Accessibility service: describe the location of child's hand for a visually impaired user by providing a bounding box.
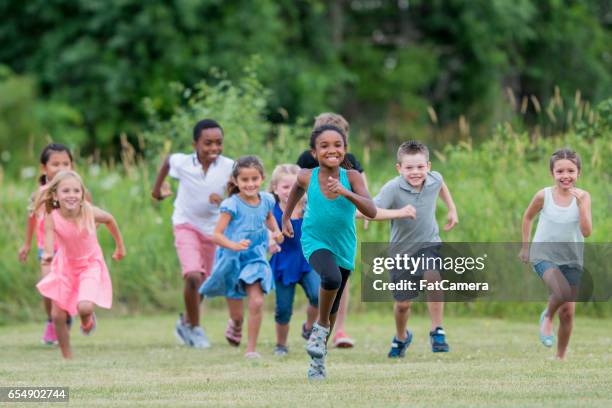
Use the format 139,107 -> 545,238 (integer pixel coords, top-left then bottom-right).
273,231 -> 284,245
41,251 -> 53,265
398,204 -> 417,219
18,244 -> 31,263
327,176 -> 347,196
232,239 -> 251,251
444,209 -> 458,231
282,218 -> 294,238
269,242 -> 281,255
518,247 -> 530,263
151,181 -> 172,201
568,188 -> 587,205
112,245 -> 126,261
209,193 -> 223,206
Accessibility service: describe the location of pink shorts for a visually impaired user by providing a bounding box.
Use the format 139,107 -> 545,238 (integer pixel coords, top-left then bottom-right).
173,224 -> 216,278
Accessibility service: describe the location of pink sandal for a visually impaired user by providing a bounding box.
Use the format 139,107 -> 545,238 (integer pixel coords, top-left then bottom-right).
225,319 -> 242,347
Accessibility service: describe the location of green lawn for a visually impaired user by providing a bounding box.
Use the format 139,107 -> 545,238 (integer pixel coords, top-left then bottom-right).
1,310 -> 610,407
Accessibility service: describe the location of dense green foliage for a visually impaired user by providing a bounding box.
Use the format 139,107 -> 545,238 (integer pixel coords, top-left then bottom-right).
1,0 -> 610,157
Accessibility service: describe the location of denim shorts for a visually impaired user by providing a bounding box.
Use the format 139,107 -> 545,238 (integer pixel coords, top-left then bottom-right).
390,245 -> 442,301
532,260 -> 583,287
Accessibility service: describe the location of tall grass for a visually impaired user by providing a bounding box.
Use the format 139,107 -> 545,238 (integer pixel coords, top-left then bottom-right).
2,72 -> 610,324
2,122 -> 609,324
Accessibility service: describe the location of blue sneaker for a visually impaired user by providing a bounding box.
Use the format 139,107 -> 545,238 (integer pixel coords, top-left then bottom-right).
387,330 -> 413,358
539,309 -> 554,348
430,327 -> 449,352
306,323 -> 329,359
307,354 -> 326,380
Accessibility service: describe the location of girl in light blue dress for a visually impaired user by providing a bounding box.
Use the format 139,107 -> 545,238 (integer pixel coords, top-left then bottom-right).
200,156 -> 283,358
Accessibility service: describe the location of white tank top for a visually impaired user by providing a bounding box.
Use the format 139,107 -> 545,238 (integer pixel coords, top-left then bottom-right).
530,187 -> 583,265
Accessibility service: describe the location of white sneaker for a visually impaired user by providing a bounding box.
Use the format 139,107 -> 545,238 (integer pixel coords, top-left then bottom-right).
189,325 -> 211,349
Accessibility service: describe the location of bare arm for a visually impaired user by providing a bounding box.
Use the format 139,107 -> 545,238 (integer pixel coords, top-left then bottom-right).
356,206 -> 416,221
94,207 -> 126,260
151,156 -> 171,200
282,169 -> 310,238
213,212 -> 250,251
41,215 -> 55,265
329,170 -> 376,218
438,182 -> 459,231
18,213 -> 37,263
570,188 -> 592,237
265,211 -> 284,244
518,190 -> 544,262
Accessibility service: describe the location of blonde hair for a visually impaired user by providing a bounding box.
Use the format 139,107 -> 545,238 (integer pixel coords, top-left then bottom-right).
33,170 -> 95,232
268,164 -> 304,205
313,112 -> 350,137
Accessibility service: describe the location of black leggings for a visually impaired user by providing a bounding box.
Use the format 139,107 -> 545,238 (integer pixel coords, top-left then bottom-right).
309,249 -> 351,315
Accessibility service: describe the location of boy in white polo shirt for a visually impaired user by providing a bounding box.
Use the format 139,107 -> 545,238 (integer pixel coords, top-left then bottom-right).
152,119 -> 234,348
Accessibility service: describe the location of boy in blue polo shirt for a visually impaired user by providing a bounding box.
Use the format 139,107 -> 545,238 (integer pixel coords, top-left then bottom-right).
361,140 -> 458,357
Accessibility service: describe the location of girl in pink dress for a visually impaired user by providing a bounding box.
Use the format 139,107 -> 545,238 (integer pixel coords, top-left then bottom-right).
34,170 -> 126,359
18,144 -> 74,345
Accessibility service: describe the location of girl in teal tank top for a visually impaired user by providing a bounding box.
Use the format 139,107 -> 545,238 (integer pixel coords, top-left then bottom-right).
282,124 -> 377,379
301,166 -> 356,270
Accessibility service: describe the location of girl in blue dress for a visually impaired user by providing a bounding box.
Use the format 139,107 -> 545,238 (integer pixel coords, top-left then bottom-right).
268,164 -> 320,356
200,156 -> 283,358
282,125 -> 377,379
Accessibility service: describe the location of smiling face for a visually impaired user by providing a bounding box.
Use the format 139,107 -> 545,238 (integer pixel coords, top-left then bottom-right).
43,151 -> 73,182
193,127 -> 223,164
396,153 -> 431,188
53,176 -> 84,212
235,166 -> 264,199
551,158 -> 579,190
312,130 -> 346,168
273,174 -> 296,205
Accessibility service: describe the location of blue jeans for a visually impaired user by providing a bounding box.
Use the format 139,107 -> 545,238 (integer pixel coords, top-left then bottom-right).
274,270 -> 320,325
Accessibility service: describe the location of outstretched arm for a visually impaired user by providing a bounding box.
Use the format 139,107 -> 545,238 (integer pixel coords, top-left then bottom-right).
518,190 -> 544,262
94,207 -> 126,260
439,182 -> 458,231
151,156 -> 172,200
356,205 -> 416,221
328,170 -> 376,218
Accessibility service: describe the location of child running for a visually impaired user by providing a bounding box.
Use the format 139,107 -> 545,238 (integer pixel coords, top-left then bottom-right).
519,148 -> 591,360
296,112 -> 365,348
268,164 -> 319,356
34,170 -> 125,359
283,125 -> 376,380
152,119 -> 233,348
200,156 -> 283,358
359,141 -> 458,358
18,144 -> 74,345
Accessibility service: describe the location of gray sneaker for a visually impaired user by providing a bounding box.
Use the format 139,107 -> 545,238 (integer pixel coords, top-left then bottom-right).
189,325 -> 211,349
306,323 -> 329,359
273,344 -> 289,356
174,313 -> 192,346
307,354 -> 326,380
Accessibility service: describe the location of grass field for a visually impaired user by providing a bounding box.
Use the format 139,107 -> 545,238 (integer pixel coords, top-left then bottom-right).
1,310 -> 610,407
